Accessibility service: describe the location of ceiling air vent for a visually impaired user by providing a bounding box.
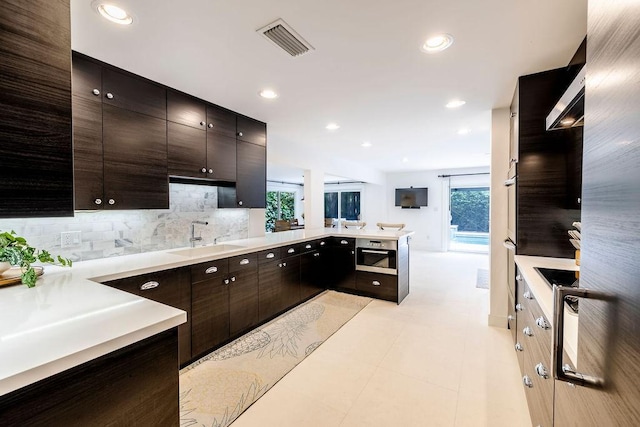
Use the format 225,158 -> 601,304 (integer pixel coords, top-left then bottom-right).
257,19 -> 315,57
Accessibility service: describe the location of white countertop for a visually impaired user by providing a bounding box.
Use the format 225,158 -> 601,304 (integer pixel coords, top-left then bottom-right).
0,227 -> 411,396
514,255 -> 579,365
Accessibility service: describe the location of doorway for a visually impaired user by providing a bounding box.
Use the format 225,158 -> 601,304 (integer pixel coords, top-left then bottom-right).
449,186 -> 490,253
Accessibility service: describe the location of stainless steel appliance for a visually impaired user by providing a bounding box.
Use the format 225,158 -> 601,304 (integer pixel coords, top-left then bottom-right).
356,238 -> 397,275
505,163 -> 516,244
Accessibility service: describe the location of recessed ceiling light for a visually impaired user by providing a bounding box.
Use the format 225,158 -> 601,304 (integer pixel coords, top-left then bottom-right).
361,141 -> 372,148
421,34 -> 454,53
96,3 -> 133,25
259,89 -> 278,99
560,118 -> 575,126
446,99 -> 466,109
326,123 -> 340,130
458,128 -> 470,135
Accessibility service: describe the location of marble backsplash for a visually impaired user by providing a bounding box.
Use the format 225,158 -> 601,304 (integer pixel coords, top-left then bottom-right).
0,184 -> 249,262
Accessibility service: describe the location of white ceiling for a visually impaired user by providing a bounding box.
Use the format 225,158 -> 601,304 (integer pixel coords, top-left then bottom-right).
70,0 -> 587,183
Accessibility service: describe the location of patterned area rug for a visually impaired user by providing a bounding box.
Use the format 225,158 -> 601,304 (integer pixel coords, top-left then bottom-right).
179,291 -> 372,427
476,268 -> 489,289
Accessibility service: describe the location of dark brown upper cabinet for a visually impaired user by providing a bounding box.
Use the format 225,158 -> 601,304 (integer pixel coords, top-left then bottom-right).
236,141 -> 267,208
72,52 -> 169,210
237,116 -> 267,146
167,92 -> 236,182
0,0 -> 73,218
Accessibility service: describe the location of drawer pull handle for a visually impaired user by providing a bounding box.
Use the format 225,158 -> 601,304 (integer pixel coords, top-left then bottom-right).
231,276 -> 236,282
305,244 -> 312,249
515,342 -> 524,352
314,252 -> 320,257
278,263 -> 283,268
239,258 -> 250,265
516,274 -> 522,281
266,252 -> 275,259
535,316 -> 550,330
205,266 -> 218,274
340,240 -> 348,245
522,375 -> 533,388
523,290 -> 533,300
535,363 -> 549,379
224,278 -> 230,285
523,326 -> 533,337
140,281 -> 159,291
372,280 -> 381,286
288,248 -> 295,254
320,241 -> 326,246
515,303 -> 523,312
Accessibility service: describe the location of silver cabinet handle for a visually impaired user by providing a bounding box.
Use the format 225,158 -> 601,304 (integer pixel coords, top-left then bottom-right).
287,248 -> 295,254
523,326 -> 533,337
208,168 -> 213,174
106,92 -> 114,99
239,258 -> 249,265
523,290 -> 533,300
535,363 -> 549,379
224,278 -> 230,285
535,316 -> 550,330
522,375 -> 533,388
205,266 -> 218,274
94,198 -> 102,205
200,121 -> 206,126
320,241 -> 326,246
340,240 -> 348,245
504,177 -> 516,187
305,244 -> 312,249
201,167 -> 207,173
553,285 -> 610,388
238,201 -> 243,206
266,252 -> 275,259
208,123 -> 214,128
283,262 -> 287,267
516,274 -> 522,281
515,342 -> 524,352
314,252 -> 320,257
510,112 -> 517,118
140,281 -> 159,291
361,249 -> 389,255
503,239 -> 516,250
108,199 -> 115,205
372,280 -> 381,286
237,131 -> 243,137
507,315 -> 514,321
230,276 -> 236,282
515,303 -> 523,312
92,88 -> 100,96
278,263 -> 283,268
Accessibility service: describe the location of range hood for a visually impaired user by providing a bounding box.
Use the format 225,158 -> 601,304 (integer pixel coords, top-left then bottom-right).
546,65 -> 585,131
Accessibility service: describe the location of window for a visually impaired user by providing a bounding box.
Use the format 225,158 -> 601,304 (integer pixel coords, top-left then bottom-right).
266,191 -> 295,232
324,190 -> 361,221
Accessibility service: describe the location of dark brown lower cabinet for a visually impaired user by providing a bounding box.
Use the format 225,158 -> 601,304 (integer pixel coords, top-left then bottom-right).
228,253 -> 259,337
103,268 -> 191,366
330,238 -> 356,290
281,255 -> 301,310
191,259 -> 230,359
518,276 -> 553,427
258,254 -> 283,322
355,271 -> 397,302
0,329 -> 179,426
300,249 -> 326,301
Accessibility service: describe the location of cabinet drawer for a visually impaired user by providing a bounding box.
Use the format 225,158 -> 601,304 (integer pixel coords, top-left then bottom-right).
191,259 -> 229,283
332,237 -> 355,248
228,253 -> 258,273
105,268 -> 188,309
280,244 -> 300,257
257,248 -> 281,264
356,271 -> 397,300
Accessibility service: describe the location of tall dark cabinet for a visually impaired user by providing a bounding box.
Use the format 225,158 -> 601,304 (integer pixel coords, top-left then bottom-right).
511,67 -> 583,258
0,0 -> 73,218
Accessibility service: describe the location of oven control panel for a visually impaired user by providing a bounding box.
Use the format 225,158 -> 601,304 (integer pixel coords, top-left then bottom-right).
356,239 -> 397,250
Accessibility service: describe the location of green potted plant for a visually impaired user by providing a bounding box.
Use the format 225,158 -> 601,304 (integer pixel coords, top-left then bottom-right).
0,230 -> 72,287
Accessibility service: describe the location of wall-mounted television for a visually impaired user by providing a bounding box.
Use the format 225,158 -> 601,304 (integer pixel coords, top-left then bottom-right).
395,187 -> 428,208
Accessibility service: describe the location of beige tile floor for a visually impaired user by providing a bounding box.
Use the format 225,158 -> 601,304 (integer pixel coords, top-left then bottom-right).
232,250 -> 532,427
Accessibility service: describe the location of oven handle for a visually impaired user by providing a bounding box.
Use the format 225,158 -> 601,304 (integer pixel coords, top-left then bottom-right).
360,249 -> 391,255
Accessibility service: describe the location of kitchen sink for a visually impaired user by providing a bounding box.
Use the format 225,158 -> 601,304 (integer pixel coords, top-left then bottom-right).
168,244 -> 245,257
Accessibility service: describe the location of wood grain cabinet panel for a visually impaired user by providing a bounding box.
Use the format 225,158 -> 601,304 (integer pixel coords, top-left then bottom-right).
236,141 -> 266,208
167,90 -> 207,129
237,115 -> 266,146
206,132 -> 237,182
207,105 -> 237,138
300,249 -> 326,301
167,121 -> 208,179
102,68 -> 166,119
228,253 -> 259,337
0,0 -> 73,218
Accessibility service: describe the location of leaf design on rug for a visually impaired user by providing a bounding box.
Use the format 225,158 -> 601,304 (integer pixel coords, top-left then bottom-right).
258,303 -> 325,359
179,389 -> 198,427
208,329 -> 271,361
305,341 -> 323,356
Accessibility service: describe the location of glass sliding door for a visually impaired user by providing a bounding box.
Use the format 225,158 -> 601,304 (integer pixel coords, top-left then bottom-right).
449,186 -> 490,252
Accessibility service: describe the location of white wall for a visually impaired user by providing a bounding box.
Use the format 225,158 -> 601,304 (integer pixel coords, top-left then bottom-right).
488,108 -> 511,327
384,167 -> 490,250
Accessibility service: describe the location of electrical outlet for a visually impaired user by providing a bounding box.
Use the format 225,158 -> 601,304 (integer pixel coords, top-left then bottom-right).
61,231 -> 82,248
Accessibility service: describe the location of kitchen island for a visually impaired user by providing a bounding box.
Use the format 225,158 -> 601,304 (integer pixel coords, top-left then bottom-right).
0,227 -> 412,424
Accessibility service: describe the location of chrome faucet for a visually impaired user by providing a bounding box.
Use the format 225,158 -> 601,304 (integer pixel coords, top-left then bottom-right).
190,221 -> 208,247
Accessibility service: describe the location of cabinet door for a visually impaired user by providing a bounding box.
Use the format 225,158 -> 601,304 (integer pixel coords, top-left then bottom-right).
102,104 -> 169,209
206,133 -> 237,181
281,255 -> 301,310
236,141 -> 266,208
300,250 -> 325,301
331,238 -> 356,290
191,277 -> 230,358
104,268 -> 191,366
102,68 -> 166,119
237,116 -> 266,146
258,258 -> 282,322
72,94 -> 104,209
0,0 -> 73,218
229,268 -> 259,337
167,121 -> 207,179
206,105 -> 236,138
167,90 -> 206,129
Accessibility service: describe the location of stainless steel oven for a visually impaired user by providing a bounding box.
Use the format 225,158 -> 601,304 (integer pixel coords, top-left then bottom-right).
356,239 -> 397,275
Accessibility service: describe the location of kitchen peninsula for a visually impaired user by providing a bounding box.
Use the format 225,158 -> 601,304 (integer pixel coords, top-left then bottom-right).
0,227 -> 412,425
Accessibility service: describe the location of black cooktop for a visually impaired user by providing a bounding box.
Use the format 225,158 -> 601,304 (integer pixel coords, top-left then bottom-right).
534,267 -> 579,313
